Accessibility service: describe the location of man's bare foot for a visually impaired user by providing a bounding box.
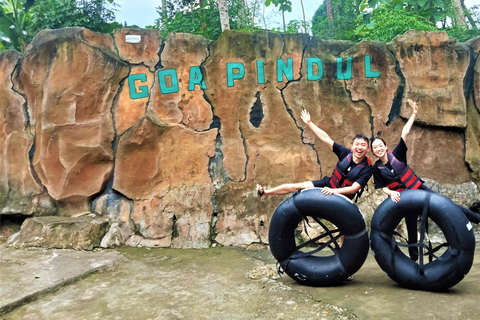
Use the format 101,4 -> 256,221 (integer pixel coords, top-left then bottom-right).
256,184 -> 265,197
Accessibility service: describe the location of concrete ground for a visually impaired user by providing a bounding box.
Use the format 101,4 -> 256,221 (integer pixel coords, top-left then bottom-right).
0,244 -> 479,320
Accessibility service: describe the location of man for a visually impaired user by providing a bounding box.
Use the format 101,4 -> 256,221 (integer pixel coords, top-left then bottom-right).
257,109 -> 372,201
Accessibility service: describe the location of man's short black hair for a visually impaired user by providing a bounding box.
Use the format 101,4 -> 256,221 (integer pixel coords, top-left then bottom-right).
352,134 -> 369,144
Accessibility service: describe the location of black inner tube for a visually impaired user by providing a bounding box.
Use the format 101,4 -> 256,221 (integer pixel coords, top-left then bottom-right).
269,188 -> 370,286
370,190 -> 475,291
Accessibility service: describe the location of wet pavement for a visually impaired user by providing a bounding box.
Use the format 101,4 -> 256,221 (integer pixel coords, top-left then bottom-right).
0,244 -> 479,320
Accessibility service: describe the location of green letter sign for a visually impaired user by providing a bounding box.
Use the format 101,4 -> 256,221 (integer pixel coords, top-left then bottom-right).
307,58 -> 323,81
158,69 -> 179,94
277,58 -> 293,82
128,73 -> 149,99
227,62 -> 245,87
189,66 -> 207,91
336,57 -> 352,80
364,55 -> 380,78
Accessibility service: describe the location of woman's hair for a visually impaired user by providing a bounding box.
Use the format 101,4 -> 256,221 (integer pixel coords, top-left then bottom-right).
370,137 -> 386,149
370,131 -> 386,149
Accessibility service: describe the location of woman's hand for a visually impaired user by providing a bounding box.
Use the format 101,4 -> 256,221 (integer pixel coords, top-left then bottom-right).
390,191 -> 401,203
407,99 -> 418,114
402,99 -> 418,140
301,109 -> 311,125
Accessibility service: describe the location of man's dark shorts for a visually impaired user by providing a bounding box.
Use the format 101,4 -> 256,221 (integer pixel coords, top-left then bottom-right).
312,176 -> 331,188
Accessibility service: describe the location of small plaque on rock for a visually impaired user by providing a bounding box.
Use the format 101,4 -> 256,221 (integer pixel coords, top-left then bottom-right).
126,35 -> 141,43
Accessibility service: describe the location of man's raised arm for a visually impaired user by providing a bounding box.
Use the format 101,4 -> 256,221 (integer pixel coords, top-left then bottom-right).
301,109 -> 334,150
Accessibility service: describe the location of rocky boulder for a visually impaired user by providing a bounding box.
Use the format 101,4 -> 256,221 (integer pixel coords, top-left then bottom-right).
466,36 -> 479,113
7,215 -> 109,250
114,28 -> 162,71
115,65 -> 154,135
378,116 -> 471,185
113,118 -> 217,248
466,90 -> 480,187
147,33 -> 213,131
0,50 -> 55,216
392,30 -> 470,128
12,28 -> 129,215
204,31 -> 320,245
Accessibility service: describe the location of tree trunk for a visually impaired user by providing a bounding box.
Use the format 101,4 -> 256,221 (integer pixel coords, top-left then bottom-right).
452,0 -> 466,26
252,0 -> 257,25
326,0 -> 333,21
263,2 -> 267,29
282,10 -> 286,31
238,0 -> 246,28
162,0 -> 166,10
299,0 -> 307,33
200,0 -> 206,35
218,0 -> 230,31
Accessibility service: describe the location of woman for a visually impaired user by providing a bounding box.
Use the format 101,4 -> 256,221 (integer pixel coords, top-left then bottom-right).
371,99 -> 480,260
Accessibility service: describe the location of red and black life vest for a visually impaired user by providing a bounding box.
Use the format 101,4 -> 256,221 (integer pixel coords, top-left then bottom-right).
329,152 -> 372,200
377,152 -> 422,192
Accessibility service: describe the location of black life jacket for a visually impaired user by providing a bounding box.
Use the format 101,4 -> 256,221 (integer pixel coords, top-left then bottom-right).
329,152 -> 372,200
376,152 -> 422,192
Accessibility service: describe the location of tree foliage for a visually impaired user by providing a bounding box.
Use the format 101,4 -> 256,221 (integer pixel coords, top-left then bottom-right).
312,0 -> 360,40
265,0 -> 292,13
25,0 -> 121,42
352,0 -> 438,42
312,0 -> 480,42
155,0 -> 257,40
0,0 -> 30,51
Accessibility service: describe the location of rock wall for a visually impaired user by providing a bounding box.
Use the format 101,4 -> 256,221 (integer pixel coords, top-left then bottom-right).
1,28 -> 479,248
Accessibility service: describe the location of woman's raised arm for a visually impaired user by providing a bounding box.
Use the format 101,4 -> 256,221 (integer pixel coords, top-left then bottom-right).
401,99 -> 418,141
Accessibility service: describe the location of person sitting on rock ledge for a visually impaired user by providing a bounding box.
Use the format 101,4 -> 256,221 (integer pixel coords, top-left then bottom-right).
257,109 -> 373,202
370,99 -> 480,261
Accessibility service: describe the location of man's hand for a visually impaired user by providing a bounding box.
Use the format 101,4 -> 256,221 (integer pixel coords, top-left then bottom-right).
321,187 -> 336,195
390,191 -> 401,203
301,109 -> 311,125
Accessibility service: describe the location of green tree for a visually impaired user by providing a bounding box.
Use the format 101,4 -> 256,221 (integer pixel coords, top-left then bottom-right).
265,0 -> 292,31
352,1 -> 437,42
25,0 -> 121,42
155,0 -> 256,40
0,0 -> 30,51
353,0 -> 480,42
311,0 -> 360,40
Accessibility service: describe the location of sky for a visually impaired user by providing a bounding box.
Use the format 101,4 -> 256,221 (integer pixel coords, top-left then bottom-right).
115,0 -> 479,29
114,0 -> 324,29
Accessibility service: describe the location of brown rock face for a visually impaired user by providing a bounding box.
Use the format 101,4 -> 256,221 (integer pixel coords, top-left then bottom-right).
116,65 -> 154,135
283,37 -> 372,175
379,117 -> 471,184
203,31 -> 320,245
113,118 -> 217,247
345,41 -> 400,131
0,50 -> 55,216
148,33 -> 213,131
114,28 -> 162,71
13,28 -> 129,213
466,95 -> 480,186
468,37 -> 480,114
7,215 -> 109,250
393,30 -> 470,128
2,28 -> 479,248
